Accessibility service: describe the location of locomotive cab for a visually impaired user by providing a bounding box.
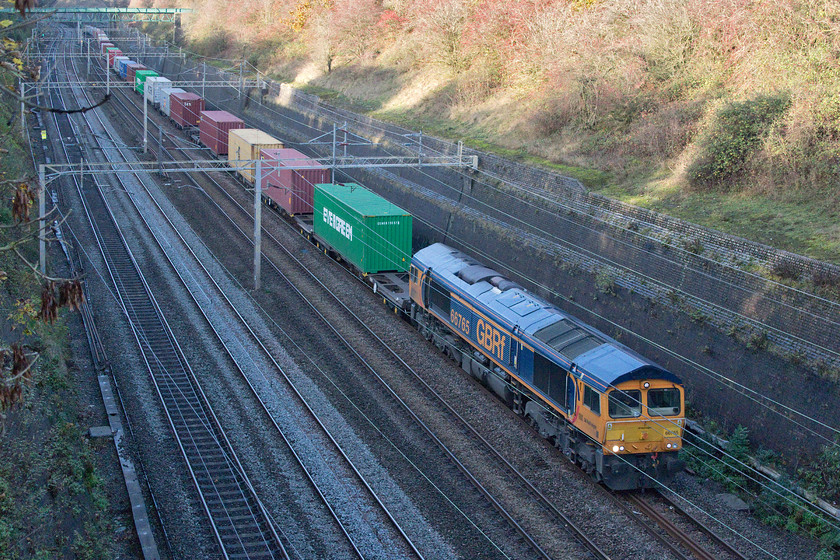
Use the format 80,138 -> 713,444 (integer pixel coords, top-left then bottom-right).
604,381 -> 684,456
596,380 -> 685,489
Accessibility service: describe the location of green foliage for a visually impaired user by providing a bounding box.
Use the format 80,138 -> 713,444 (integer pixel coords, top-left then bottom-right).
688,93 -> 791,190
685,422 -> 840,558
595,268 -> 617,296
798,437 -> 840,503
747,330 -> 769,351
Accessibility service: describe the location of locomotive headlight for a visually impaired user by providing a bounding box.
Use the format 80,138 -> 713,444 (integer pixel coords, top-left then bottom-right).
612,445 -> 620,453
619,446 -> 625,451
643,382 -> 650,388
666,443 -> 672,448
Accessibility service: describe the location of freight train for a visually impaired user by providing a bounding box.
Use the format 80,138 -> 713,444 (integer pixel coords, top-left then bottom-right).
84,26 -> 686,490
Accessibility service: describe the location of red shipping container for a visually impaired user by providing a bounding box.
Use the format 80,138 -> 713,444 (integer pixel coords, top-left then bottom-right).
100,42 -> 114,55
126,63 -> 146,84
259,148 -> 329,215
170,93 -> 205,128
107,49 -> 122,65
199,110 -> 245,156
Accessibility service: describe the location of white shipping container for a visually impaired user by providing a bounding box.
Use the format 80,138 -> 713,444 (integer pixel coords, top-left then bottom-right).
144,76 -> 172,106
113,55 -> 129,71
160,87 -> 186,117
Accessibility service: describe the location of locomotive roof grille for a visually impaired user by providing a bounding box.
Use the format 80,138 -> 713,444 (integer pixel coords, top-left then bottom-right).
456,265 -> 499,285
535,319 -> 604,360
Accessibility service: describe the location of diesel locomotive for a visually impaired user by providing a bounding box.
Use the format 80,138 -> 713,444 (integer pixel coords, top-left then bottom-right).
409,243 -> 684,490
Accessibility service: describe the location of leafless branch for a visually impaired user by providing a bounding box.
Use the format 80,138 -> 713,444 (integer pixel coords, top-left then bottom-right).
0,205 -> 60,230
12,247 -> 75,282
0,176 -> 36,188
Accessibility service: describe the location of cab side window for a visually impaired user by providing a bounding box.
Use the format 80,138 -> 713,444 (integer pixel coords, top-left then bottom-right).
583,385 -> 600,415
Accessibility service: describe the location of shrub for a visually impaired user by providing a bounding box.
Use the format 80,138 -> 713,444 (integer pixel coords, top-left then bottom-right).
688,93 -> 791,190
771,259 -> 800,281
798,437 -> 840,503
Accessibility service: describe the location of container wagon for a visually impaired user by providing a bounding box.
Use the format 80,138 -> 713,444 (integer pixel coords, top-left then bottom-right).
160,87 -> 185,118
99,42 -> 114,56
313,182 -> 412,275
117,59 -> 135,79
144,76 -> 172,107
259,148 -> 328,215
105,47 -> 121,67
134,70 -> 158,95
169,93 -> 204,128
199,111 -> 245,156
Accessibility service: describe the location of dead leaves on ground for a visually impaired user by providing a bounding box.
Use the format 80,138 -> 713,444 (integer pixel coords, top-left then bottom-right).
12,183 -> 33,224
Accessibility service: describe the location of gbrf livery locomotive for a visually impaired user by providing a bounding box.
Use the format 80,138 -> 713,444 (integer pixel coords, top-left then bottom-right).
409,243 -> 684,490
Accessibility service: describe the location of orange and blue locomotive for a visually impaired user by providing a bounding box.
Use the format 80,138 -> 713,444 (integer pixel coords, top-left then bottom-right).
409,243 -> 685,490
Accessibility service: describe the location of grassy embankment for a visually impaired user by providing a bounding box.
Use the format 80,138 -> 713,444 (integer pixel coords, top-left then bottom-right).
168,0 -> 840,267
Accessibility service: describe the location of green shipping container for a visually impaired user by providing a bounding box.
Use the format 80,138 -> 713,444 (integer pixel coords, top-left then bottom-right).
134,70 -> 159,94
314,183 -> 412,274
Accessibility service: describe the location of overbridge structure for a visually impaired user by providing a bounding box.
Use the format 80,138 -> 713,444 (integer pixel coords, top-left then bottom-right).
0,7 -> 191,24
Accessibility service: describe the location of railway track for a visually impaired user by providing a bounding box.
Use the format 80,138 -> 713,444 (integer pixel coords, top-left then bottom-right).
42,29 -> 288,560
84,29 -> 620,560
608,490 -> 750,560
64,31 -> 435,560
77,54 -> 574,560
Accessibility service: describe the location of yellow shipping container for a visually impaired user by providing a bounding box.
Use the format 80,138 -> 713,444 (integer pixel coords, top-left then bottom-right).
227,129 -> 284,183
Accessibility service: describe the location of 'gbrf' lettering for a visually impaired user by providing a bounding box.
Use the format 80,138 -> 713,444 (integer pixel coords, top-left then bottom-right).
475,318 -> 506,361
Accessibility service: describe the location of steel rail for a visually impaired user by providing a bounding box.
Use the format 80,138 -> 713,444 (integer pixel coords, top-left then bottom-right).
48,32 -> 288,560
29,39 -> 177,557
624,493 -> 715,560
656,491 -> 750,560
97,45 -> 613,560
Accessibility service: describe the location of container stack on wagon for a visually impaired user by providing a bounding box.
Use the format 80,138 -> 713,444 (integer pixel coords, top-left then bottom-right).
144,76 -> 172,107
134,70 -> 158,95
113,55 -> 128,72
199,111 -> 245,156
126,63 -> 146,83
313,182 -> 412,274
117,59 -> 133,79
169,93 -> 204,128
160,87 -> 186,118
104,47 -> 121,67
228,129 -> 284,183
259,148 -> 329,215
